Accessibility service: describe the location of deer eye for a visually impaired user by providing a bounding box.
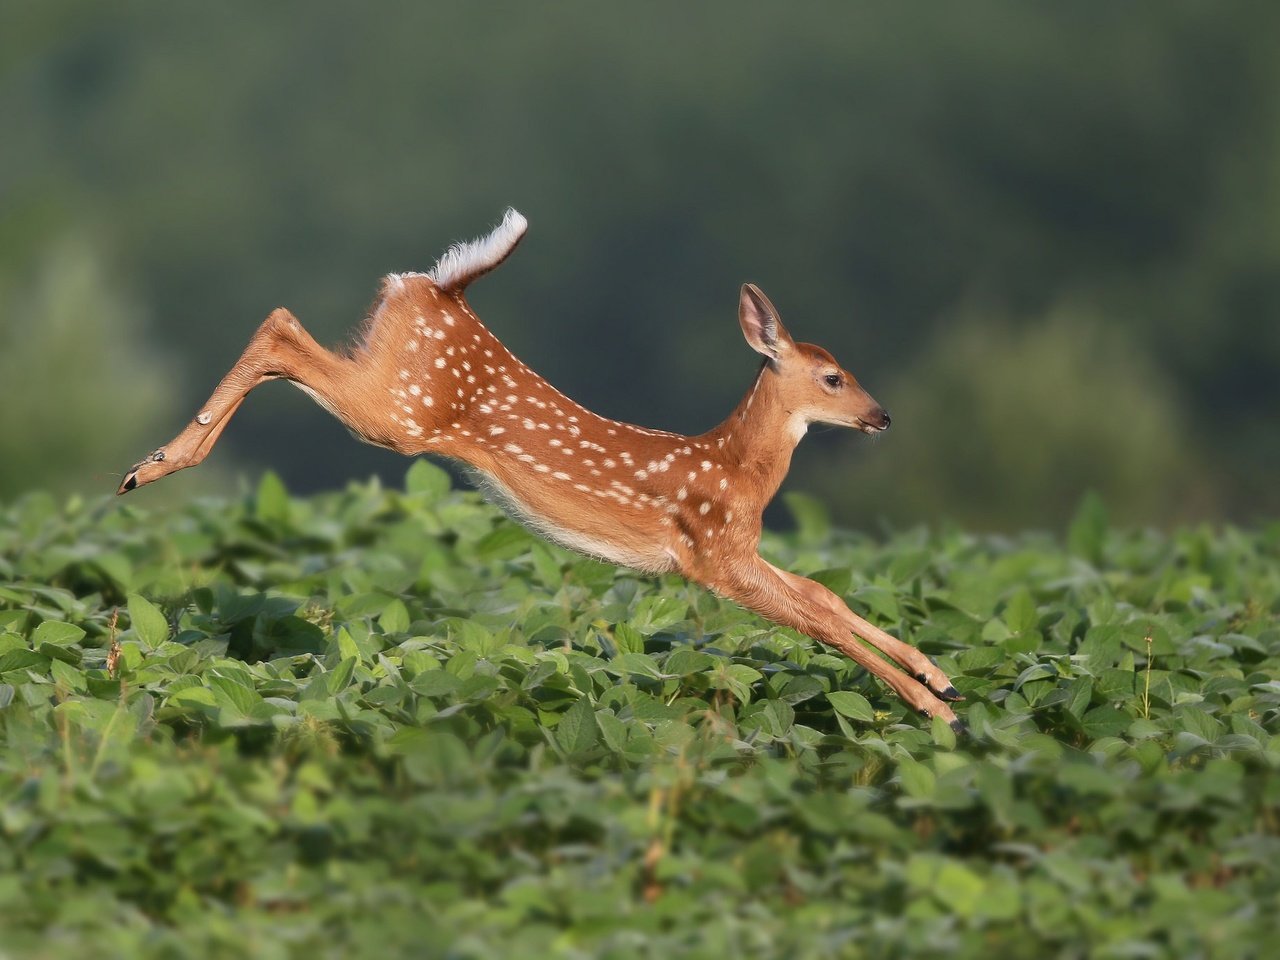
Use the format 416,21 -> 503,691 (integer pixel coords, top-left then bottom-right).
823,373 -> 843,388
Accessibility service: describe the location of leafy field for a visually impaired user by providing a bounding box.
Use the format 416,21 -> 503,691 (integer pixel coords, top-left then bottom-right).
1,463 -> 1278,959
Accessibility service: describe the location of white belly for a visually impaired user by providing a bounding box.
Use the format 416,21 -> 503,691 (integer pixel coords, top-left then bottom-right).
468,468 -> 677,575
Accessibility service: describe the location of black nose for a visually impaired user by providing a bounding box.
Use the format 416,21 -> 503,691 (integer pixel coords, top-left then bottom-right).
878,408 -> 891,429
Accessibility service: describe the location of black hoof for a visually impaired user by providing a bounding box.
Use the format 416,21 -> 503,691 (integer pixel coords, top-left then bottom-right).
949,717 -> 969,736
120,474 -> 138,493
916,671 -> 964,702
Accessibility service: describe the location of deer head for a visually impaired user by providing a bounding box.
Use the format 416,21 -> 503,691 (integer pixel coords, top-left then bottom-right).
738,282 -> 890,439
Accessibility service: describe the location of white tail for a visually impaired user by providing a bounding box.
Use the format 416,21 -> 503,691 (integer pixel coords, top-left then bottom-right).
425,207 -> 527,291
119,211 -> 964,730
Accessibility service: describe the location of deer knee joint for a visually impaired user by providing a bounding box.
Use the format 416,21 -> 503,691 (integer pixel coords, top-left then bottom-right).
258,308 -> 304,345
266,307 -> 297,328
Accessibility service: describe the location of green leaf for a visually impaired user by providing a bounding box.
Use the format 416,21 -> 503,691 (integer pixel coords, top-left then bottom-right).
931,713 -> 957,749
712,662 -> 763,703
255,469 -> 290,522
1067,491 -> 1108,564
612,621 -> 645,656
608,652 -> 663,679
210,675 -> 262,716
326,657 -> 358,695
1177,705 -> 1223,743
556,698 -> 598,756
897,757 -> 936,799
474,523 -> 535,561
50,658 -> 84,691
664,648 -> 715,676
773,672 -> 825,705
38,640 -> 82,665
127,594 -> 169,649
977,874 -> 1023,922
1058,762 -> 1120,797
1081,705 -> 1131,740
982,618 -> 1013,643
0,649 -> 47,673
405,459 -> 451,501
1003,589 -> 1038,633
379,599 -> 410,635
629,596 -> 687,635
166,686 -> 217,709
596,711 -> 628,754
853,585 -> 899,621
336,627 -> 364,663
936,861 -> 987,918
31,620 -> 86,646
809,567 -> 852,595
412,670 -> 461,698
827,690 -> 875,723
727,664 -> 763,688
529,543 -> 564,589
762,699 -> 795,737
1064,676 -> 1093,721
782,491 -> 830,543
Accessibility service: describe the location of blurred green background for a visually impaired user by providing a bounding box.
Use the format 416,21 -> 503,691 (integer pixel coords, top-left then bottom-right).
4,1 -> 1276,531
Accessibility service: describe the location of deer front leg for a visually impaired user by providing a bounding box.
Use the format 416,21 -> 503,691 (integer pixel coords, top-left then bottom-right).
762,560 -> 962,703
707,556 -> 963,732
117,308 -> 353,493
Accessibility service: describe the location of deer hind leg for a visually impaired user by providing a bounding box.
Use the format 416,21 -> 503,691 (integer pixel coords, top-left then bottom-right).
708,557 -> 963,731
118,308 -> 362,494
763,561 -> 962,703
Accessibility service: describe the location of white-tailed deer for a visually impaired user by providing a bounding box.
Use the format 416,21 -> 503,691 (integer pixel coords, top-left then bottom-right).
118,209 -> 964,730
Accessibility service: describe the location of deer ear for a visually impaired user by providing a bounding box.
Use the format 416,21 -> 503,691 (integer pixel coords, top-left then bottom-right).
738,283 -> 794,361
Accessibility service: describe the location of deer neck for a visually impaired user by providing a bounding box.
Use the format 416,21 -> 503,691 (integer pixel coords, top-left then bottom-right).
708,364 -> 803,504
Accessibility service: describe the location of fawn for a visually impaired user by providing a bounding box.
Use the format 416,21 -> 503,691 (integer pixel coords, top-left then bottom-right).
118,210 -> 964,730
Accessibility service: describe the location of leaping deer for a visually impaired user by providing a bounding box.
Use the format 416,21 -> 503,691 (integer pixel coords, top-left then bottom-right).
118,210 -> 964,731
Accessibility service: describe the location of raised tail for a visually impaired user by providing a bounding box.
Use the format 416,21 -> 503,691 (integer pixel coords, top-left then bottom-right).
427,207 -> 528,292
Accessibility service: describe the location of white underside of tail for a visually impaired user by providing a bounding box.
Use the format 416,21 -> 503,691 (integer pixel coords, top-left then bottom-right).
427,208 -> 528,291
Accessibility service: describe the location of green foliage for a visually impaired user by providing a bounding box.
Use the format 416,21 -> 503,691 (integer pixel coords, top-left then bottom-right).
1,471 -> 1278,958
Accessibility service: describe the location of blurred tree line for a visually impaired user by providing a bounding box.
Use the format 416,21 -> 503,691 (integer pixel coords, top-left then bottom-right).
3,0 -> 1276,530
